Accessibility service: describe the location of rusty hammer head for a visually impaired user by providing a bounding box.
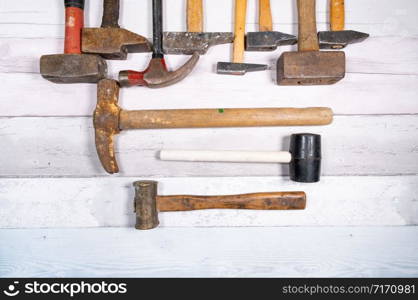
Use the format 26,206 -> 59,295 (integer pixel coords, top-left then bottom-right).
246,31 -> 297,51
133,181 -> 160,230
164,32 -> 234,55
82,0 -> 152,59
40,0 -> 107,84
318,30 -> 369,49
276,0 -> 345,85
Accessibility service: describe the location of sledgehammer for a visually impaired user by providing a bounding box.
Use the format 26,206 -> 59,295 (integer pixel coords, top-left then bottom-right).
40,0 -> 107,83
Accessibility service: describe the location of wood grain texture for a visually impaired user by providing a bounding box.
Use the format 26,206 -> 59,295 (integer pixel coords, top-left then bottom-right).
259,0 -> 273,32
233,0 -> 247,63
330,0 -> 345,31
297,0 -> 319,51
1,227 -> 417,277
1,116 -> 417,177
0,176 -> 416,228
187,0 -> 203,32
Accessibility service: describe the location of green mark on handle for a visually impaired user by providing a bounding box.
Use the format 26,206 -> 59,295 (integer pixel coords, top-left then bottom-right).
218,109 -> 225,113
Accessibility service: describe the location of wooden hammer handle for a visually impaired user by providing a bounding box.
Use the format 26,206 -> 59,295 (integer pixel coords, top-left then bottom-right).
297,0 -> 319,51
259,0 -> 273,32
187,0 -> 203,32
119,107 -> 333,129
101,0 -> 120,28
233,0 -> 247,63
157,192 -> 306,211
330,0 -> 345,31
64,0 -> 84,54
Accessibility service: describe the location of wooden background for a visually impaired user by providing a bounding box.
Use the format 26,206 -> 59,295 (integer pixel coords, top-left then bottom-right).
0,0 -> 417,277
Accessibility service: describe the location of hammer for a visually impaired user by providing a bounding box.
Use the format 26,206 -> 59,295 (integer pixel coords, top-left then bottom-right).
276,0 -> 345,85
40,0 -> 107,84
246,0 -> 297,51
163,0 -> 234,55
159,133 -> 321,183
318,0 -> 369,49
94,79 -> 333,174
118,0 -> 199,88
217,0 -> 267,75
134,180 -> 306,230
82,0 -> 152,59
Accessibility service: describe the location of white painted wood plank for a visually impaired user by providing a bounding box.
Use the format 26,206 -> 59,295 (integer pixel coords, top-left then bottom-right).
1,72 -> 418,117
1,116 -> 417,177
1,36 -> 417,75
1,227 -> 417,277
0,176 -> 417,228
1,0 -> 417,37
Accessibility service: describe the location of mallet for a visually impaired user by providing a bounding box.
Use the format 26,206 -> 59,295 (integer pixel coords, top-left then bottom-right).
134,180 -> 306,230
40,0 -> 107,83
82,0 -> 152,59
246,0 -> 297,51
118,0 -> 199,88
163,0 -> 234,55
276,0 -> 345,85
217,0 -> 267,75
94,79 -> 333,174
159,133 -> 321,183
318,0 -> 369,49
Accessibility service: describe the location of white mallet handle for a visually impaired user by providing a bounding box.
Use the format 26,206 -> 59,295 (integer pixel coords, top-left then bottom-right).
159,150 -> 292,163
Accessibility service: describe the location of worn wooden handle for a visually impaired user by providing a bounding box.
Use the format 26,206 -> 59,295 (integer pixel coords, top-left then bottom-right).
330,0 -> 344,31
101,0 -> 120,28
119,107 -> 333,129
233,0 -> 247,63
64,0 -> 84,54
187,0 -> 203,32
259,0 -> 273,31
158,192 -> 306,211
297,0 -> 319,51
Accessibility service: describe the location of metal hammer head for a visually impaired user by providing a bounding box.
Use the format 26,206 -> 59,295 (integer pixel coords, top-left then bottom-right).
118,53 -> 199,88
133,180 -> 160,230
276,51 -> 345,85
246,31 -> 297,51
82,28 -> 152,60
163,32 -> 234,55
289,133 -> 321,183
318,30 -> 369,49
216,62 -> 268,76
94,79 -> 121,174
40,54 -> 107,84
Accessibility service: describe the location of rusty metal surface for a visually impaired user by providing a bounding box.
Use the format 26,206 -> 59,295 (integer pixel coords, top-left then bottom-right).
40,54 -> 107,84
216,62 -> 268,76
82,28 -> 151,60
245,31 -> 297,51
118,54 -> 200,88
94,79 -> 121,174
133,181 -> 160,230
276,51 -> 345,85
163,32 -> 234,55
318,30 -> 369,49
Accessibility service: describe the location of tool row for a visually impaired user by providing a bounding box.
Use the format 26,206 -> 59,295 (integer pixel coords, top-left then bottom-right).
40,0 -> 369,87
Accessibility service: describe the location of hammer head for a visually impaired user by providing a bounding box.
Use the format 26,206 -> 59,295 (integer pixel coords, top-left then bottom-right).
40,54 -> 107,84
94,79 -> 121,174
276,51 -> 345,85
119,53 -> 199,88
289,133 -> 321,183
216,62 -> 268,76
245,31 -> 297,51
82,28 -> 152,60
318,30 -> 369,49
163,32 -> 234,55
133,180 -> 160,230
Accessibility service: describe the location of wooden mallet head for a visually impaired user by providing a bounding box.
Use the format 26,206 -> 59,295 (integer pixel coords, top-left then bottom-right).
277,0 -> 345,85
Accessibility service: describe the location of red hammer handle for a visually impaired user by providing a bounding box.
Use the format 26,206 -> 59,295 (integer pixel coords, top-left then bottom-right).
64,0 -> 85,54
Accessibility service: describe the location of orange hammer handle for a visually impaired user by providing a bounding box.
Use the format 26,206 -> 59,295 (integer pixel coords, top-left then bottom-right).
330,0 -> 345,31
64,0 -> 84,54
